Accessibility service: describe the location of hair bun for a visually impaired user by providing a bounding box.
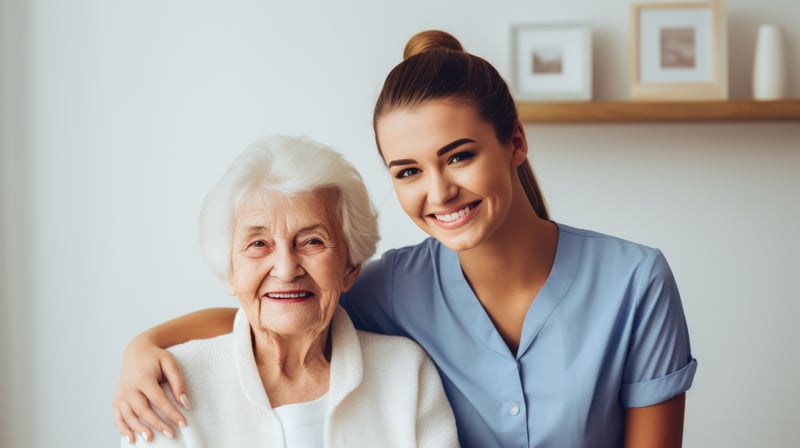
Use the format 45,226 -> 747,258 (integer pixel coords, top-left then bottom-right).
403,30 -> 464,60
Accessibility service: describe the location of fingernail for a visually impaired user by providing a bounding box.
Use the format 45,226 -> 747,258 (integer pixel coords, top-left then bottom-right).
126,435 -> 133,445
179,394 -> 191,409
163,429 -> 174,440
141,432 -> 149,442
179,419 -> 187,427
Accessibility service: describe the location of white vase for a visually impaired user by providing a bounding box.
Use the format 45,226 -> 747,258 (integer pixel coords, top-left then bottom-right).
752,25 -> 786,100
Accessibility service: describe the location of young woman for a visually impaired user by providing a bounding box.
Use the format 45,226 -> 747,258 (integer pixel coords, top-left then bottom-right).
113,30 -> 696,447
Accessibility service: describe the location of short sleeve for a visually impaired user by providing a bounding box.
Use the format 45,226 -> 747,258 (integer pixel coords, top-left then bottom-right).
340,253 -> 401,336
620,250 -> 697,407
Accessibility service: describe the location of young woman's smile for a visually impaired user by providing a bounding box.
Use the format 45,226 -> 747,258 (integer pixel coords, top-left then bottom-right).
428,200 -> 481,229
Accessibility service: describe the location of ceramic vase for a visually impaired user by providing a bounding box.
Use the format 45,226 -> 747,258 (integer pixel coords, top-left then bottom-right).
752,25 -> 786,100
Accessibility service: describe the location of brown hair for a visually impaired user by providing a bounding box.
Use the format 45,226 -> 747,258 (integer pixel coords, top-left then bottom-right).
373,30 -> 549,220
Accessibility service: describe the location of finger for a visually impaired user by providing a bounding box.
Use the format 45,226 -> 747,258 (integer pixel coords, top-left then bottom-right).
127,389 -> 177,441
118,400 -> 154,443
141,378 -> 186,429
160,355 -> 190,411
114,406 -> 135,445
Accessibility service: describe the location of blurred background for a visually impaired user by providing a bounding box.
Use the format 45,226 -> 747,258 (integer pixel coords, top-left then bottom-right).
1,0 -> 798,446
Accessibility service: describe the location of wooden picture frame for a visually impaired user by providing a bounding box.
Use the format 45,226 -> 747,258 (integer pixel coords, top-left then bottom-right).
511,23 -> 593,102
630,0 -> 728,100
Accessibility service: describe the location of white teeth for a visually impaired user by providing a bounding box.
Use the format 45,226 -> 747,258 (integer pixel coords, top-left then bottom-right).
434,205 -> 472,222
267,292 -> 309,299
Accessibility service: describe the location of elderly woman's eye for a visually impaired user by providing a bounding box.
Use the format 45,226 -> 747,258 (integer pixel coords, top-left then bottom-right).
305,238 -> 324,246
249,240 -> 267,248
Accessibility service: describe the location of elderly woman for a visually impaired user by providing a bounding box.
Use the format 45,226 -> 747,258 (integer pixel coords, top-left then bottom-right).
126,135 -> 459,447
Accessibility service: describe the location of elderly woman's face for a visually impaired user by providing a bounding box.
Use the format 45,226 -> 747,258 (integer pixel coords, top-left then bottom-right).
227,188 -> 359,337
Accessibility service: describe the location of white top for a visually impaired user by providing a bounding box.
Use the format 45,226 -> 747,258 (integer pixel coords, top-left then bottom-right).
273,393 -> 329,448
127,305 -> 459,448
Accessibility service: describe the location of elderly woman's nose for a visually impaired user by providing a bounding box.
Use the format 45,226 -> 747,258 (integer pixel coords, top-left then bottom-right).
268,246 -> 304,280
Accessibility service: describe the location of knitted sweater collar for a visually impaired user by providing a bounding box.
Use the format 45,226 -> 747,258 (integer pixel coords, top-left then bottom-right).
232,305 -> 363,411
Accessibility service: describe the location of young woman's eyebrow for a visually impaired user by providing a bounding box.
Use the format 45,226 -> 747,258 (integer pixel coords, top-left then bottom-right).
388,158 -> 415,167
436,138 -> 475,157
387,138 -> 476,167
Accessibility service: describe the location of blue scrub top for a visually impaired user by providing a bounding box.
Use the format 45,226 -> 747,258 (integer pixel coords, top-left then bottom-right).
341,223 -> 697,448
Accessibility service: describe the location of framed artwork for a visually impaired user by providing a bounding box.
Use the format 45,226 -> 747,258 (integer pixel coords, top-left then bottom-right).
630,0 -> 728,100
511,23 -> 592,102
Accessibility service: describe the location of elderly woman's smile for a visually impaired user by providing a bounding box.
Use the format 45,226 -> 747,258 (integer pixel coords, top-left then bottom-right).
227,188 -> 359,339
263,291 -> 313,301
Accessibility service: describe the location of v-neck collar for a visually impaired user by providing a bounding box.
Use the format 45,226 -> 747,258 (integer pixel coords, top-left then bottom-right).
438,222 -> 580,359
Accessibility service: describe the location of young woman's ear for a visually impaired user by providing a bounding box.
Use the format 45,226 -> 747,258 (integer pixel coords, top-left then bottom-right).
509,121 -> 529,167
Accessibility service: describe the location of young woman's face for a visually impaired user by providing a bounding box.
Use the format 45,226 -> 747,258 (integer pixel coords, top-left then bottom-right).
376,100 -> 527,252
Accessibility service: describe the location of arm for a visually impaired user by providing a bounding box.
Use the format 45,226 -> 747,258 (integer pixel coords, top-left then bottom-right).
620,251 -> 695,446
624,393 -> 686,448
113,307 -> 237,444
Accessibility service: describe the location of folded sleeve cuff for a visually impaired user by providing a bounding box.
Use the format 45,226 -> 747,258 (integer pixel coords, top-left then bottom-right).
621,358 -> 698,408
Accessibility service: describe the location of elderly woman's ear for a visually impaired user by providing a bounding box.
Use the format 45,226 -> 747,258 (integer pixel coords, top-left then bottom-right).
226,277 -> 235,297
342,264 -> 362,291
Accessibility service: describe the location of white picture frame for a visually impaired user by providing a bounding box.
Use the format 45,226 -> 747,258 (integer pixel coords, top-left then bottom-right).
630,0 -> 728,100
511,23 -> 593,102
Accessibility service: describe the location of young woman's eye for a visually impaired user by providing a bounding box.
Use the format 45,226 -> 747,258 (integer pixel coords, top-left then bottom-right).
395,167 -> 421,179
448,151 -> 475,164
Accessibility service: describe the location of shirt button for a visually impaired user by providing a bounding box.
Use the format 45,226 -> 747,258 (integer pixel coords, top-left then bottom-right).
509,401 -> 520,415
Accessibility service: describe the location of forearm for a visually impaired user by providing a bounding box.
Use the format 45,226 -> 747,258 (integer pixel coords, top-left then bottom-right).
136,307 -> 238,349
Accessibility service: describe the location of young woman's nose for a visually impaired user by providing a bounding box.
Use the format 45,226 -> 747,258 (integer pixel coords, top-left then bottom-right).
268,245 -> 304,280
427,171 -> 457,205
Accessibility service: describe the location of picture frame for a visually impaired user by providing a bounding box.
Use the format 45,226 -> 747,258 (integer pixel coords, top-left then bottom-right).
511,23 -> 592,102
630,0 -> 728,100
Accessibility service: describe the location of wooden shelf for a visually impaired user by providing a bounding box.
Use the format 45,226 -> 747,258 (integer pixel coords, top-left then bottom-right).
517,98 -> 800,123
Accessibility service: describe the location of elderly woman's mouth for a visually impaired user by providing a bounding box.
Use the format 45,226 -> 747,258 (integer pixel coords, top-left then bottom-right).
263,291 -> 314,301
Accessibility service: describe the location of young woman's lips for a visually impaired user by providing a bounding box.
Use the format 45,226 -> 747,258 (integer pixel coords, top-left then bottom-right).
428,201 -> 480,228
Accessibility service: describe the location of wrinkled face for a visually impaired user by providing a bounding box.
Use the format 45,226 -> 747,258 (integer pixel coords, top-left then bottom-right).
227,189 -> 359,338
376,100 -> 527,252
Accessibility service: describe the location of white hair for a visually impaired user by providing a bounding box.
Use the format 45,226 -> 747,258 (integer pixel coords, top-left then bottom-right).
199,135 -> 380,281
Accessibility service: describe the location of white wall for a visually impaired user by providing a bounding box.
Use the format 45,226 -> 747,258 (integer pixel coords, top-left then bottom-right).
1,0 -> 798,446
1,0 -> 33,446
